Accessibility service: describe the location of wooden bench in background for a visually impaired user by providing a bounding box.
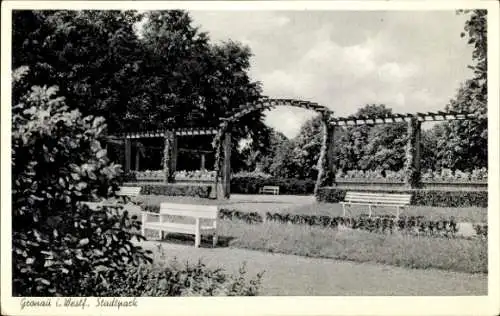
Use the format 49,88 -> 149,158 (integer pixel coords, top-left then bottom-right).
141,203 -> 219,248
116,186 -> 141,203
259,185 -> 280,195
340,191 -> 412,218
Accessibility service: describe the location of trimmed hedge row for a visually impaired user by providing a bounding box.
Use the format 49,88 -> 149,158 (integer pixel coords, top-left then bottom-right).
140,205 -> 486,238
125,183 -> 212,198
231,177 -> 316,195
316,187 -> 488,207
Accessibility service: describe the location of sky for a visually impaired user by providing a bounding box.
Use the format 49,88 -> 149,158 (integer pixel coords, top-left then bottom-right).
188,10 -> 474,138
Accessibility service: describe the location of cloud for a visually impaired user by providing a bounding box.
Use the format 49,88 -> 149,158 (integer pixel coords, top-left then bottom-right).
190,10 -> 474,138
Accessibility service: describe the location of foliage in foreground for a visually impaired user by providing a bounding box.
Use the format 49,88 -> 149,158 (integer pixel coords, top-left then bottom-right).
84,259 -> 263,296
11,80 -> 153,296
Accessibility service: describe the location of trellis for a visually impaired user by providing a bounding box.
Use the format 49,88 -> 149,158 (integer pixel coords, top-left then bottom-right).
112,99 -> 475,199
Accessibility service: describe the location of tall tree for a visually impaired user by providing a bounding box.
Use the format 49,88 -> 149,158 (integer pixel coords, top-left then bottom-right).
437,10 -> 487,170
12,10 -> 144,133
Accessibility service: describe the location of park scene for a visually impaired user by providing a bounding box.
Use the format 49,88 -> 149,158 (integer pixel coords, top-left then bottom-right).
11,8 -> 488,297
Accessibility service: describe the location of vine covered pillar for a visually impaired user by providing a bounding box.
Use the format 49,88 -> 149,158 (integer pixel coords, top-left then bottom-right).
222,132 -> 232,199
162,132 -> 171,183
212,122 -> 231,200
404,117 -> 422,188
170,132 -> 178,181
314,115 -> 336,196
162,131 -> 177,183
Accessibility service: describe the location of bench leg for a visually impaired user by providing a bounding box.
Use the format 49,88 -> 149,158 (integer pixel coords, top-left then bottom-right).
195,218 -> 201,248
158,229 -> 162,241
141,213 -> 146,236
342,204 -> 346,217
195,232 -> 201,248
368,205 -> 372,217
212,233 -> 218,248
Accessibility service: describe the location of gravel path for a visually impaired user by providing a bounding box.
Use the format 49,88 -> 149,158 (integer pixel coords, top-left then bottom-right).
137,240 -> 487,296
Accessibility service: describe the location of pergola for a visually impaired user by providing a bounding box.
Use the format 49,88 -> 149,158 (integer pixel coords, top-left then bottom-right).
111,98 -> 476,199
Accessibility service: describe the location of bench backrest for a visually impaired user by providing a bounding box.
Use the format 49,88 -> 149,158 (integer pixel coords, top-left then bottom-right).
344,191 -> 412,205
263,186 -> 279,190
117,186 -> 141,197
159,203 -> 219,219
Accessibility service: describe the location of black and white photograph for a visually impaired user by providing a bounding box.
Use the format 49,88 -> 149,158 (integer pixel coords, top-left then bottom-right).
1,1 -> 499,315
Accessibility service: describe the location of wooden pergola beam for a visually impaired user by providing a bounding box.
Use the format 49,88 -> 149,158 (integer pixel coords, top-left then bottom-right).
329,111 -> 475,126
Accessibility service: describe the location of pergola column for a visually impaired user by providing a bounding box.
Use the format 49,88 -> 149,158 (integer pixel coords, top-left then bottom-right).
200,153 -> 206,171
124,138 -> 131,173
135,145 -> 140,171
404,117 -> 422,188
170,133 -> 178,181
162,131 -> 178,183
221,132 -> 232,199
314,116 -> 336,195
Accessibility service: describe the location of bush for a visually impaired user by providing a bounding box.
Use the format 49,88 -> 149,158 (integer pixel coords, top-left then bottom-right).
12,81 -> 152,296
316,187 -> 488,207
125,183 -> 212,198
231,177 -> 316,195
82,260 -> 263,296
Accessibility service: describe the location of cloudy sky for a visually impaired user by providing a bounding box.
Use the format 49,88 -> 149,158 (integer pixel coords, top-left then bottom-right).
189,10 -> 474,138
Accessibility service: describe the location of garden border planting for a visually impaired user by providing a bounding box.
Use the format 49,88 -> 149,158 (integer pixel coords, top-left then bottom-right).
125,183 -> 213,198
316,187 -> 487,207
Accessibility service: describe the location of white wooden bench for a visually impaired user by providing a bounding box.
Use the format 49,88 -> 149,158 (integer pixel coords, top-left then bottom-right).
340,191 -> 412,218
141,203 -> 219,248
116,186 -> 141,202
259,186 -> 280,195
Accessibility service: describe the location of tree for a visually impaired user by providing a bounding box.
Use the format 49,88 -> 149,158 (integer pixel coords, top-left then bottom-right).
13,10 -> 271,171
12,10 -> 144,133
336,104 -> 407,172
436,10 -> 487,170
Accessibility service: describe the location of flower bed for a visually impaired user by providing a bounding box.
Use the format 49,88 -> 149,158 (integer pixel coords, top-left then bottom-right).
336,168 -> 488,183
132,170 -> 216,182
125,183 -> 213,198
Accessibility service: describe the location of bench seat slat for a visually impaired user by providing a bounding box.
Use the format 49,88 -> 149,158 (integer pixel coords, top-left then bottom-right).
160,204 -> 219,219
144,222 -> 216,233
343,199 -> 410,204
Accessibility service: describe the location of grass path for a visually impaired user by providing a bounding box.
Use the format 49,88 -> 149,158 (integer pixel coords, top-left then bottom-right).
138,240 -> 487,296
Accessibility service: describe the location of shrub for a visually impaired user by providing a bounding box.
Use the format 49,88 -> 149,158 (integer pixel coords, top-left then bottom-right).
125,183 -> 212,198
82,260 -> 263,296
316,187 -> 487,207
11,81 -> 152,296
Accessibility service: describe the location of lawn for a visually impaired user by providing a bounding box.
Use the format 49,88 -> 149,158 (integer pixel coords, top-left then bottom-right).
216,220 -> 487,274
128,194 -> 488,274
139,241 -> 487,296
134,194 -> 488,222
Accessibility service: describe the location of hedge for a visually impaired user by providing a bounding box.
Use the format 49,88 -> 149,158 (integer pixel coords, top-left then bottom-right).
316,187 -> 488,207
125,183 -> 212,198
231,177 -> 316,195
